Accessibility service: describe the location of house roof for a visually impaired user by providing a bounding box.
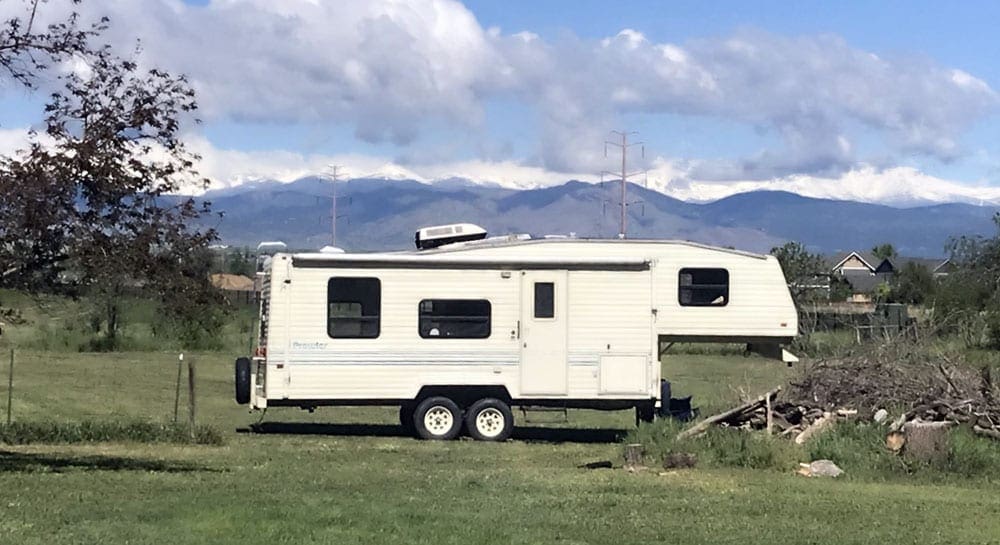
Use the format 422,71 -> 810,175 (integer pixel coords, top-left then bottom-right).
842,271 -> 884,294
829,251 -> 878,272
828,252 -> 950,274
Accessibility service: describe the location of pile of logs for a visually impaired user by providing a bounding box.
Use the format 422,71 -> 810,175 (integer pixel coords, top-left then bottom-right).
674,386 -> 860,444
674,337 -> 1000,445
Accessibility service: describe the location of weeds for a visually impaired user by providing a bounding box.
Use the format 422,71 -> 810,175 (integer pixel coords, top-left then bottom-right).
0,420 -> 224,446
632,419 -> 1000,480
627,419 -> 799,471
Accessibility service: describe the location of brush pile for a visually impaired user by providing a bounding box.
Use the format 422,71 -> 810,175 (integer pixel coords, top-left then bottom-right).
676,335 -> 1000,443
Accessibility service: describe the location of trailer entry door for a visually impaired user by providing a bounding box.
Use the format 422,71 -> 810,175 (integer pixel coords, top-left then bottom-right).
519,271 -> 568,395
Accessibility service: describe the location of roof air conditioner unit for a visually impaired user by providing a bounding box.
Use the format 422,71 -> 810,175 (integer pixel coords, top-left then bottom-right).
415,223 -> 487,250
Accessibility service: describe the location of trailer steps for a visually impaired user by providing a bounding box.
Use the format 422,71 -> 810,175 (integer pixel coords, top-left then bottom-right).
519,406 -> 569,424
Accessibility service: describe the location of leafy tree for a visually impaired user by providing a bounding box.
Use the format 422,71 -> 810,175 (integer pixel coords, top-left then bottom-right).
0,1 -> 223,348
0,0 -> 106,89
871,243 -> 898,261
226,249 -> 254,277
888,262 -> 935,304
934,213 -> 1000,347
828,275 -> 853,303
770,241 -> 826,305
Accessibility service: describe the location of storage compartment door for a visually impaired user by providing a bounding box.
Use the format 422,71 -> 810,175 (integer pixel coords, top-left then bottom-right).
599,355 -> 648,395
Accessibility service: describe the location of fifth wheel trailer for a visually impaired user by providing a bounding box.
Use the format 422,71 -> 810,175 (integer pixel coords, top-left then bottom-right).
235,231 -> 798,441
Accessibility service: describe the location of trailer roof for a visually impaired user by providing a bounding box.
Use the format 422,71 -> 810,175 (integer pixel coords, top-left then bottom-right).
421,236 -> 771,260
291,252 -> 651,271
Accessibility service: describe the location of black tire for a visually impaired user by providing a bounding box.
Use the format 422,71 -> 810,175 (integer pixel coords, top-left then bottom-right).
413,396 -> 462,440
235,357 -> 251,404
399,403 -> 417,437
465,398 -> 514,441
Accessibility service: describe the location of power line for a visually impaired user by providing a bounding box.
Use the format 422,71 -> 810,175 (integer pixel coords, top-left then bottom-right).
602,130 -> 644,239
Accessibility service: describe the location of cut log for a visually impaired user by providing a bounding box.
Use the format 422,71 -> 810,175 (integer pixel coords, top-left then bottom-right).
885,430 -> 906,452
676,387 -> 782,440
973,425 -> 1000,441
794,412 -> 834,445
902,421 -> 955,463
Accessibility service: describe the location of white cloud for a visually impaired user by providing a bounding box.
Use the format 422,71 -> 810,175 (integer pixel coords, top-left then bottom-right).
2,123 -> 996,207
1,1 -> 997,183
180,135 -> 1000,207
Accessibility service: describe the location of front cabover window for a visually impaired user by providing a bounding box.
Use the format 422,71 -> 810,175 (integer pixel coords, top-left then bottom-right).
419,299 -> 491,339
679,268 -> 729,307
328,277 -> 380,338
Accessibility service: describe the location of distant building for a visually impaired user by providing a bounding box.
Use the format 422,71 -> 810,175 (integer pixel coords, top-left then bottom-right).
827,251 -> 950,303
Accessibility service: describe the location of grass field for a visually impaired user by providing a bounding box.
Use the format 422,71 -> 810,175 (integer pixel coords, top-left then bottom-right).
1,349 -> 999,544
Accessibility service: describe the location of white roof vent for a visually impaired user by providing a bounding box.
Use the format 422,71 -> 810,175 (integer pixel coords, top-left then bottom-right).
319,246 -> 345,254
415,223 -> 487,250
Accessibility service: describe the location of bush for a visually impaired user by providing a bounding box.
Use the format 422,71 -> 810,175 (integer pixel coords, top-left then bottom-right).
0,419 -> 224,446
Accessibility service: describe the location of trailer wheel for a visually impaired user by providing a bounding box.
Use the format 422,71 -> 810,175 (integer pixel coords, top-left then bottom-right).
414,396 -> 462,440
465,398 -> 513,441
235,357 -> 251,405
399,403 -> 417,437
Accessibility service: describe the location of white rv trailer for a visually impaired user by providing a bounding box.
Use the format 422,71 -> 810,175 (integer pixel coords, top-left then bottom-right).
235,230 -> 798,441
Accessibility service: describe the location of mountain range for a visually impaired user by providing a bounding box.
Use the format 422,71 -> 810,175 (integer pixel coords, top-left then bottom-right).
193,176 -> 999,256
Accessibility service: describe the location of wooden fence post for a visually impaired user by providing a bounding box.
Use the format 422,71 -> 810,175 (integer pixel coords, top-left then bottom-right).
6,348 -> 13,426
187,355 -> 196,438
173,353 -> 183,424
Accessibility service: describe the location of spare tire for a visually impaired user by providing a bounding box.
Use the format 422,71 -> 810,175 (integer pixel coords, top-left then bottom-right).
235,357 -> 251,404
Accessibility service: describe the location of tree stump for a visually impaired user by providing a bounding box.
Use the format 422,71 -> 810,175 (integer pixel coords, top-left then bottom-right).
624,443 -> 644,468
901,421 -> 954,463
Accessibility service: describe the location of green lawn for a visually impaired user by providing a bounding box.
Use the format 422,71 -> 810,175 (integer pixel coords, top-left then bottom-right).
1,350 -> 999,544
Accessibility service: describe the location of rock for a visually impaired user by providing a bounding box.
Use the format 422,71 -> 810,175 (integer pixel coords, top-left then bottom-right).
873,409 -> 889,423
797,459 -> 844,478
662,452 -> 697,469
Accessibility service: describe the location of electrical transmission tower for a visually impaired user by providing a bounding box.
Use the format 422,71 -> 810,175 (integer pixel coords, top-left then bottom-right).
326,165 -> 349,246
602,130 -> 644,239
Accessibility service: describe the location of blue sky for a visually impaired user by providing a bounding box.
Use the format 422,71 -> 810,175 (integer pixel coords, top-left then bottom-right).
1,0 -> 999,205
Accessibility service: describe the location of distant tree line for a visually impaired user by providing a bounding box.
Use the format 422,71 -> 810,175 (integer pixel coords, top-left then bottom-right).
771,215 -> 1000,348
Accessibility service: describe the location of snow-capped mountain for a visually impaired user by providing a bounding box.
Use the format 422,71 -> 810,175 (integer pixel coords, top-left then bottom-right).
193,177 -> 999,256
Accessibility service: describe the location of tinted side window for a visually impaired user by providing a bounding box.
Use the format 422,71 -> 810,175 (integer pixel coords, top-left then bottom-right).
534,282 -> 555,318
328,277 -> 381,338
678,268 -> 729,307
419,299 -> 491,339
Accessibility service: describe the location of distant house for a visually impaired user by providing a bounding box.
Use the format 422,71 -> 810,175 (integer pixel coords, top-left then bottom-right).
827,251 -> 950,303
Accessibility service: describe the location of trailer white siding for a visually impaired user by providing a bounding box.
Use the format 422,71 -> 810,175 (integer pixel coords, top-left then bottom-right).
246,238 -> 797,422
428,240 -> 797,340
255,256 -> 656,405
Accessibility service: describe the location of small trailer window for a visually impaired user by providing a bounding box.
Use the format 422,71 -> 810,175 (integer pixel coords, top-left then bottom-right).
328,277 -> 381,338
418,299 -> 491,339
678,268 -> 729,307
534,282 -> 555,318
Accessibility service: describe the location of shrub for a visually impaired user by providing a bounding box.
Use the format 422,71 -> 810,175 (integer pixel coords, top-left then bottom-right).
0,420 -> 224,446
